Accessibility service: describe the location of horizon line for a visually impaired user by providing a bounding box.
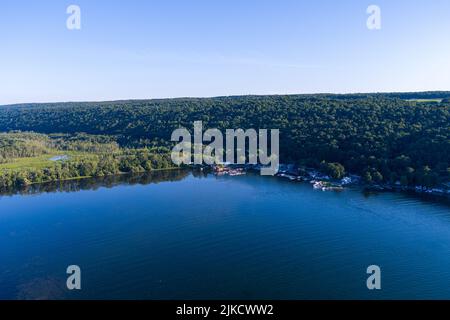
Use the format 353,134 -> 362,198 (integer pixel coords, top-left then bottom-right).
2,90 -> 450,107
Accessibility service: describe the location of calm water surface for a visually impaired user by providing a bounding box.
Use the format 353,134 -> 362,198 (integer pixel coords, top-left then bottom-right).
0,170 -> 449,299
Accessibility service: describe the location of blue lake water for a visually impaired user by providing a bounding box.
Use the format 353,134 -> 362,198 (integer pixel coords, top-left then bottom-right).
0,170 -> 449,300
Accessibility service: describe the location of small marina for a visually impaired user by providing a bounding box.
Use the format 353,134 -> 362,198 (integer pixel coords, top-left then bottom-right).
206,163 -> 450,196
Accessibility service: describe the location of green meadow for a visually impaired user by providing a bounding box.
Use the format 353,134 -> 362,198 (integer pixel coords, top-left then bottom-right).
407,99 -> 443,103
0,151 -> 97,171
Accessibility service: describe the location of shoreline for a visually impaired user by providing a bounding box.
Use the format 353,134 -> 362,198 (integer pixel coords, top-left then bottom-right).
0,166 -> 183,193
206,164 -> 450,198
1,165 -> 449,199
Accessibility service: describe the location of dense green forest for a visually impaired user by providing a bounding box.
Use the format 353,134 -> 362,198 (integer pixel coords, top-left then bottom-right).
0,92 -> 449,189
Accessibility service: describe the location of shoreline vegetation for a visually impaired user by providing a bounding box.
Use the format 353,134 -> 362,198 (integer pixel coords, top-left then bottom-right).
0,92 -> 449,196
0,169 -> 192,197
208,163 -> 450,196
0,130 -> 448,197
0,132 -> 176,192
1,162 -> 449,201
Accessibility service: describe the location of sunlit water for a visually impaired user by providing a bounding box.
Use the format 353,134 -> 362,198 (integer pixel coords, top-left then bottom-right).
0,170 -> 449,300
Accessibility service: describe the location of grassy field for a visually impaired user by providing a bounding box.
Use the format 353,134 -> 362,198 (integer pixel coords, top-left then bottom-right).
0,151 -> 97,171
406,99 -> 443,103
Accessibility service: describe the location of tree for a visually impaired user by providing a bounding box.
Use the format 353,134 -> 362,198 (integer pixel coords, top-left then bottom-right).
363,171 -> 373,184
321,162 -> 346,179
372,171 -> 383,183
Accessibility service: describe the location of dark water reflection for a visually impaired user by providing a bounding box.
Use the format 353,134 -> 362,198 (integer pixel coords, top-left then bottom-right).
0,169 -> 192,197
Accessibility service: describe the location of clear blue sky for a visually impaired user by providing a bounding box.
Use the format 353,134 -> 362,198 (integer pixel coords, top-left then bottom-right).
1,0 -> 449,104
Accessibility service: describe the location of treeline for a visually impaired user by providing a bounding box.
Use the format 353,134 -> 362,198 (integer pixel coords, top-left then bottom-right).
376,91 -> 450,100
0,132 -> 52,163
0,93 -> 449,187
53,133 -> 121,153
0,132 -> 121,162
0,169 -> 189,197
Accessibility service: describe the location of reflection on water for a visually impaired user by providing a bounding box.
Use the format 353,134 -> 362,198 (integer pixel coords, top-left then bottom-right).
2,169 -> 449,208
0,169 -> 191,198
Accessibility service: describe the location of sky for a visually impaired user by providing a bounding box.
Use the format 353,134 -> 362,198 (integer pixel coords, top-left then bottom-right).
1,0 -> 450,105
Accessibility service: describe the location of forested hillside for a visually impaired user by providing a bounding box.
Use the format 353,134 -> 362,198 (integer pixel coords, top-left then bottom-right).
1,93 -> 449,187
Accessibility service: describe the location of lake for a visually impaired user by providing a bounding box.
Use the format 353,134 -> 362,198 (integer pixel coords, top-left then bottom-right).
0,170 -> 449,300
